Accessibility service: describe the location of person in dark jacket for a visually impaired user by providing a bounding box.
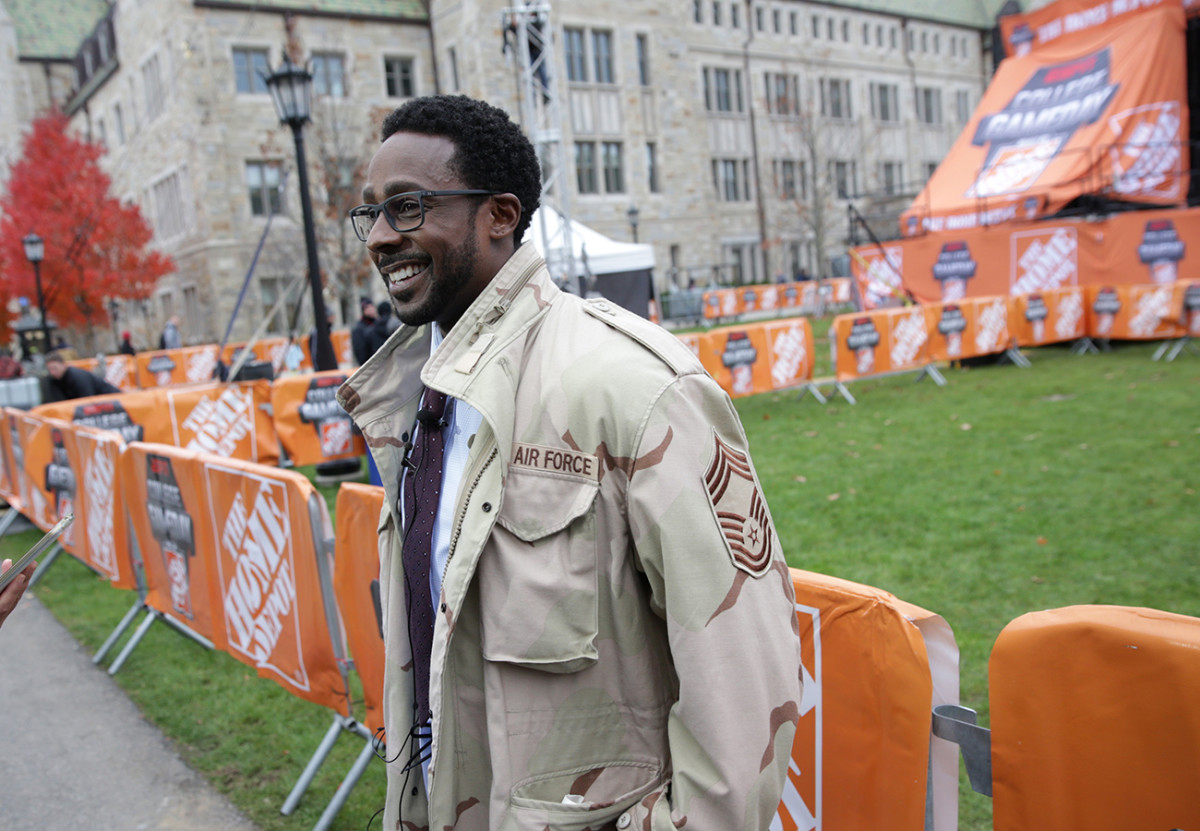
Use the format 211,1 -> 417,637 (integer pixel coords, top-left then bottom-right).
43,352 -> 120,401
118,331 -> 137,356
364,300 -> 400,356
351,296 -> 378,365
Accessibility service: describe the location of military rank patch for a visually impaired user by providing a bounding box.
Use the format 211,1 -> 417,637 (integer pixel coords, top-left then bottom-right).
704,432 -> 774,577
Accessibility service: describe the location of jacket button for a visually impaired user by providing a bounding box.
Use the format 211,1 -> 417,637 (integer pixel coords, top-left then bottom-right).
616,812 -> 632,829
482,502 -> 492,512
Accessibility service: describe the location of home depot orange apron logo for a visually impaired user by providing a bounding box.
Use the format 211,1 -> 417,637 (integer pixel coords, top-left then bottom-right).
77,431 -> 120,582
768,322 -> 810,389
772,602 -> 821,831
184,346 -> 219,383
969,50 -> 1119,199
932,242 -> 977,301
975,298 -> 1011,353
1108,101 -> 1183,199
1054,287 -> 1087,340
147,453 -> 197,619
1137,219 -> 1186,284
1011,227 -> 1078,294
889,307 -> 929,370
1128,285 -> 1176,337
178,386 -> 254,458
861,247 -> 904,308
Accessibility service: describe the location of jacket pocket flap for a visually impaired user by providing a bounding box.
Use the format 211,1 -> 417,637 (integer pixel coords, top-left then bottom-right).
497,466 -> 599,541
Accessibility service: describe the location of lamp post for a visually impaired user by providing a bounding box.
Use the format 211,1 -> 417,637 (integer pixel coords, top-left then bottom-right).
264,54 -> 337,373
626,203 -> 640,243
22,233 -> 52,353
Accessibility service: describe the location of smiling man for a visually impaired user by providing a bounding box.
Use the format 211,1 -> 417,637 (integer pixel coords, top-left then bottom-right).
337,95 -> 801,831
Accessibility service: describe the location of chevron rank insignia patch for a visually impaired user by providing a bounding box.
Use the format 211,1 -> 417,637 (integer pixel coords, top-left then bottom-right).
703,432 -> 775,577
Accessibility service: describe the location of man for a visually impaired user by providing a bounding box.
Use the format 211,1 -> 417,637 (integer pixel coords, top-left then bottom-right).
0,347 -> 23,379
119,331 -> 137,356
351,297 -> 378,365
159,315 -> 182,350
337,95 -> 801,831
43,351 -> 120,401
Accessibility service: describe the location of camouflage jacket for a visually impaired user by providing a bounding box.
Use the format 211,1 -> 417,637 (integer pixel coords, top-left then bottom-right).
338,243 -> 801,831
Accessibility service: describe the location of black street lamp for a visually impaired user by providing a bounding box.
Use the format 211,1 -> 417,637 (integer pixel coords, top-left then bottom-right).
22,233 -> 52,353
626,204 -> 640,243
264,54 -> 337,372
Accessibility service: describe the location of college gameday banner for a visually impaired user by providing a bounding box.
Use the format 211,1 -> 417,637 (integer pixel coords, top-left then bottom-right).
1085,283 -> 1185,340
271,371 -> 365,467
902,5 -> 1188,237
696,318 -> 815,397
333,483 -> 387,736
924,296 -> 1013,363
999,0 -> 1193,58
775,569 -> 948,831
1008,286 -> 1088,346
199,456 -> 348,714
831,306 -> 930,382
990,605 -> 1200,831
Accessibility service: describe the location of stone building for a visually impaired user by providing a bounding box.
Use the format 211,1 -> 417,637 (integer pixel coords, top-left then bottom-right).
2,0 -> 1013,344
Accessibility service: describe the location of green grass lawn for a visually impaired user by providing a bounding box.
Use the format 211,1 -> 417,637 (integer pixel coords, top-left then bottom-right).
10,333 -> 1199,830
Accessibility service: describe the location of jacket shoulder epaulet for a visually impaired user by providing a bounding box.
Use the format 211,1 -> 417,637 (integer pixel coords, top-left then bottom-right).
580,297 -> 701,377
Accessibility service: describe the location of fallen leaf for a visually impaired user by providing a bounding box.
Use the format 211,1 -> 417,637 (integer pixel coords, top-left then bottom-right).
762,413 -> 771,420
1165,440 -> 1179,447
1037,536 -> 1047,545
827,493 -> 840,501
960,423 -> 972,431
1079,443 -> 1089,450
1041,465 -> 1049,472
1031,576 -> 1045,584
846,439 -> 857,446
793,475 -> 807,483
804,430 -> 819,438
993,469 -> 1002,476
1017,505 -> 1026,512
872,444 -> 883,450
848,488 -> 857,495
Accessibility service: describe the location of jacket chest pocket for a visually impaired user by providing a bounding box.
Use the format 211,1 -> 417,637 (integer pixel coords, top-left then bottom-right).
480,465 -> 600,673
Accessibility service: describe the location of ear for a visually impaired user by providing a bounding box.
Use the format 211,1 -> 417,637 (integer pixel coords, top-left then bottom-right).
485,193 -> 523,241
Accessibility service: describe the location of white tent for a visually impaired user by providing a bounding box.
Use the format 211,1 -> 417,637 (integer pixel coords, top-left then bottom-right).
525,206 -> 655,277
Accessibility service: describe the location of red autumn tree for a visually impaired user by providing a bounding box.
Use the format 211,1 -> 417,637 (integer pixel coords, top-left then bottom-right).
0,111 -> 173,343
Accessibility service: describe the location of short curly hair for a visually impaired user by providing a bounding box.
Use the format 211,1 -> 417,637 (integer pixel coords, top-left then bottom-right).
380,95 -> 542,245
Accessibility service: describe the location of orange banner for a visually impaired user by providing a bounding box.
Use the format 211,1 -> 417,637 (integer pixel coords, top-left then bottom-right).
333,482 -> 387,736
990,605 -> 1200,831
66,355 -> 140,391
775,569 -> 935,831
1085,283 -> 1186,339
199,456 -> 348,714
1169,279 -> 1200,335
271,371 -> 365,467
831,306 -> 930,382
696,318 -> 815,397
1008,285 -> 1088,346
13,412 -> 66,532
1000,0 -> 1191,58
0,409 -> 18,511
903,5 -> 1188,235
63,424 -> 135,589
924,296 -> 1014,362
165,381 -> 279,465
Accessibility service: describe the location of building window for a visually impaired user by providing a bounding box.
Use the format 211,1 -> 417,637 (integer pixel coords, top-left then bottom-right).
447,47 -> 459,91
647,142 -> 660,192
773,9 -> 781,33
112,102 -> 125,145
916,86 -> 943,124
732,3 -> 741,28
246,161 -> 283,216
312,53 -> 347,97
142,53 -> 165,120
233,47 -> 269,94
831,160 -> 857,198
95,117 -> 106,147
636,34 -> 650,85
869,82 -> 899,123
891,27 -> 898,49
592,30 -> 614,84
877,25 -> 884,47
924,161 -> 939,180
712,1 -> 721,26
704,67 -> 743,113
777,159 -> 798,200
827,18 -> 835,40
565,28 -> 586,81
754,6 -> 763,31
575,142 -> 598,193
384,56 -> 414,98
259,277 -> 288,335
790,11 -> 798,35
766,73 -> 799,116
712,158 -> 750,201
811,15 -> 820,38
152,169 -> 188,240
694,0 -> 703,23
820,78 -> 852,119
881,161 -> 903,196
183,286 -> 200,332
601,142 -> 624,192
862,23 -> 870,45
956,89 -> 972,123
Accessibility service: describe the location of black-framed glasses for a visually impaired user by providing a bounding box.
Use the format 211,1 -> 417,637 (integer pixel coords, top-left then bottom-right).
348,190 -> 500,241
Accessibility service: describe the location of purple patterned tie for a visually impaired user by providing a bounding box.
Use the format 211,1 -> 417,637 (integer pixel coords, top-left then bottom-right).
401,385 -> 448,724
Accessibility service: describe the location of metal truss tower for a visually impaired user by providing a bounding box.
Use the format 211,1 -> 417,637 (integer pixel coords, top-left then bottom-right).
501,0 -> 580,292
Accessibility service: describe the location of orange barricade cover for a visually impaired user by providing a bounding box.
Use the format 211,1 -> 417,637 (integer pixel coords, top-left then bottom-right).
333,482 -> 387,736
902,5 -> 1188,236
830,306 -> 929,382
135,348 -> 190,388
1008,285 -> 1087,346
698,318 -> 815,397
1170,278 -> 1200,335
924,296 -> 1013,362
67,355 -> 140,391
198,455 -> 348,714
13,411 -> 67,533
990,605 -> 1200,831
775,569 -> 934,831
271,371 -> 365,467
64,424 -> 135,589
0,408 -> 18,511
1086,283 -> 1185,340
165,381 -> 279,465
702,289 -> 741,320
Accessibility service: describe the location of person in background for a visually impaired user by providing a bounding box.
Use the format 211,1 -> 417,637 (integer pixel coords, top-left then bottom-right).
0,558 -> 36,630
0,347 -> 23,379
337,94 -> 801,831
118,331 -> 137,356
351,296 -> 378,365
366,299 -> 400,356
159,315 -> 182,350
43,351 -> 120,401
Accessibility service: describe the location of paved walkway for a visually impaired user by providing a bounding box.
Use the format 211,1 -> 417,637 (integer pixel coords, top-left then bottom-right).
0,593 -> 260,831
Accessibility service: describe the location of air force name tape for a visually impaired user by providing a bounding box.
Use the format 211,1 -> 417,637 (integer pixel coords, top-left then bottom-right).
510,442 -> 600,481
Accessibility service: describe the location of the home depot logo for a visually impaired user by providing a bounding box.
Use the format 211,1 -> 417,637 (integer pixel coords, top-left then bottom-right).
181,387 -> 254,458
1011,227 -> 1078,294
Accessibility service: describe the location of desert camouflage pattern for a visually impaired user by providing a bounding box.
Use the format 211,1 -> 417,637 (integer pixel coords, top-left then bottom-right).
338,243 -> 801,831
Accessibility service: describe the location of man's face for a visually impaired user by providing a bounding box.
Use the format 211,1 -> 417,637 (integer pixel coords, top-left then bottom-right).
46,360 -> 66,380
362,132 -> 494,331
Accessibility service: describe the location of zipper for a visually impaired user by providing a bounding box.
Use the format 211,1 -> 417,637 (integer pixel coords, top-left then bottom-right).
443,445 -> 498,582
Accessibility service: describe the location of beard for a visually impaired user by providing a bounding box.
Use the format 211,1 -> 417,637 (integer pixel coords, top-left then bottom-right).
379,222 -> 481,330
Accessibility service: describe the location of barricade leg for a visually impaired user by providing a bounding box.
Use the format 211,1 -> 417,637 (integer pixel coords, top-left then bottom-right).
107,606 -> 159,675
1071,337 -> 1099,355
1001,348 -> 1031,368
93,600 -> 146,665
312,727 -> 380,831
796,383 -> 827,404
282,714 -> 348,815
159,612 -> 215,650
919,366 -> 947,386
832,382 -> 857,405
28,543 -> 64,588
0,507 -> 23,537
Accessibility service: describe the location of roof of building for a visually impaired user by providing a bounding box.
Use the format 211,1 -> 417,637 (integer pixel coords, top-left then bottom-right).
192,0 -> 427,22
819,0 -> 1016,30
6,0 -> 110,61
